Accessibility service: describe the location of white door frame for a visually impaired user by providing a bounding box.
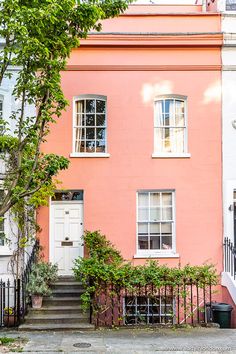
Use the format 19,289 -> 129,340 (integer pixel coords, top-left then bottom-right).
49,200 -> 84,270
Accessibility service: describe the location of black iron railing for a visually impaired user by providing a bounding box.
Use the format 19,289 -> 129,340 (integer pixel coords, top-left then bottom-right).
0,239 -> 39,328
90,280 -> 213,327
224,237 -> 236,279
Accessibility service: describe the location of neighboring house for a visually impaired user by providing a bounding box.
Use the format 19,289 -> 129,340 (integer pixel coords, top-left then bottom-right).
38,0 -> 223,288
0,69 -> 35,281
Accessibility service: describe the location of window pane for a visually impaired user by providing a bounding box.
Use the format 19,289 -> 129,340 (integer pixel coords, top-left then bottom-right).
150,236 -> 160,250
96,100 -> 106,113
86,141 -> 96,152
175,100 -> 185,114
76,100 -> 84,114
138,223 -> 148,235
139,208 -> 149,221
161,223 -> 172,234
150,208 -> 161,221
226,0 -> 236,11
96,140 -> 105,152
96,114 -> 106,126
138,193 -> 148,207
176,114 -> 185,127
86,100 -> 95,113
86,128 -> 95,139
78,140 -> 85,152
138,236 -> 149,249
162,193 -> 172,206
96,128 -> 105,140
162,128 -> 184,153
150,223 -> 160,235
161,236 -> 172,250
154,101 -> 164,126
75,114 -> 84,126
86,114 -> 95,126
165,100 -> 175,126
150,193 -> 160,206
162,208 -> 172,220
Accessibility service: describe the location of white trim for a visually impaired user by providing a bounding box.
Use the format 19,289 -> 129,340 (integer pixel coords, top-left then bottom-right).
70,152 -> 110,158
152,153 -> 191,158
134,253 -> 179,259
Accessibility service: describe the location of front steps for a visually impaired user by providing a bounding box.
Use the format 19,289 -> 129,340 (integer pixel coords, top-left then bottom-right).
19,276 -> 94,331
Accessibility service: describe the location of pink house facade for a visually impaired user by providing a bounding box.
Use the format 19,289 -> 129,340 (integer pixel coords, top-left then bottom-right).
38,1 -> 228,313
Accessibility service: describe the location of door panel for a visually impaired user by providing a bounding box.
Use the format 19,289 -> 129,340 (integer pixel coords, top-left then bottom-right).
51,203 -> 83,275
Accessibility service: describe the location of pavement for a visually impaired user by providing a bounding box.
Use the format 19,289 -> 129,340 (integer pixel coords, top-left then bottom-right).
1,327 -> 236,353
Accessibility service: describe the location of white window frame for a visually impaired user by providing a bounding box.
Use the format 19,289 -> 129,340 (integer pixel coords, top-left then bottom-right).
70,94 -> 110,158
135,190 -> 178,258
152,95 -> 190,159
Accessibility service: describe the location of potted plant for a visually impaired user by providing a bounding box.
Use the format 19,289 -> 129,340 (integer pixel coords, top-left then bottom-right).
26,262 -> 58,308
3,307 -> 16,327
26,274 -> 51,309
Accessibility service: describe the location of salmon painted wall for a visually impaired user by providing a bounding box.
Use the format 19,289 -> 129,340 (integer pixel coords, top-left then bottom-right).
37,8 -> 223,274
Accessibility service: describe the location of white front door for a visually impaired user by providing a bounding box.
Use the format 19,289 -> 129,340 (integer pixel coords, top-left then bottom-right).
50,202 -> 83,275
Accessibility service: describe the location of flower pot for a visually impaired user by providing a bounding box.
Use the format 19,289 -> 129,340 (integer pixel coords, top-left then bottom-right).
31,295 -> 43,309
3,314 -> 16,327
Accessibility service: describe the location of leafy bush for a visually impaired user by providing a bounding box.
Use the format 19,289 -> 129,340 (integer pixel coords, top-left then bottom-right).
31,262 -> 58,285
73,231 -> 218,312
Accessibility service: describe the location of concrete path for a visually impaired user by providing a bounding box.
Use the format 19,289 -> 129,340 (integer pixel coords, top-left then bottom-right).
1,327 -> 236,353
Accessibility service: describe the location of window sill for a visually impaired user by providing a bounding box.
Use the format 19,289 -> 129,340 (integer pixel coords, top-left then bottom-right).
0,247 -> 13,256
70,153 -> 110,158
134,253 -> 180,259
152,153 -> 191,159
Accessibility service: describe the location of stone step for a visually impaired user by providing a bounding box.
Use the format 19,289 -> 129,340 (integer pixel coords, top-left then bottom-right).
43,297 -> 82,307
51,281 -> 83,287
29,305 -> 84,314
51,289 -> 84,297
19,322 -> 94,332
24,313 -> 89,324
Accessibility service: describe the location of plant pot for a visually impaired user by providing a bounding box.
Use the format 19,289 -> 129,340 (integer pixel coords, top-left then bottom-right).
3,314 -> 16,327
31,295 -> 43,309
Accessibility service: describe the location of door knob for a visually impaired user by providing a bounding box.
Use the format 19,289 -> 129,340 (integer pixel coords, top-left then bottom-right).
65,237 -> 69,241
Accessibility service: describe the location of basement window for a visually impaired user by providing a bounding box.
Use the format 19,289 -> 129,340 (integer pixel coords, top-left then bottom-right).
123,295 -> 174,325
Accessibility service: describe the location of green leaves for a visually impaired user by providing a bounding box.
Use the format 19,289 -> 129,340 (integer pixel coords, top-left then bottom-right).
0,0 -> 133,218
73,231 -> 218,313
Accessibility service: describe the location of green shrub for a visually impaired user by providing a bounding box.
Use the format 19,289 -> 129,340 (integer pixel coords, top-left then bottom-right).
73,231 -> 218,312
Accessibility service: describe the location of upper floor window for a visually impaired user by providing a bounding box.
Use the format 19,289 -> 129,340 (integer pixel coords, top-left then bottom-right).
73,95 -> 107,154
154,96 -> 187,155
226,0 -> 236,10
137,190 -> 175,253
